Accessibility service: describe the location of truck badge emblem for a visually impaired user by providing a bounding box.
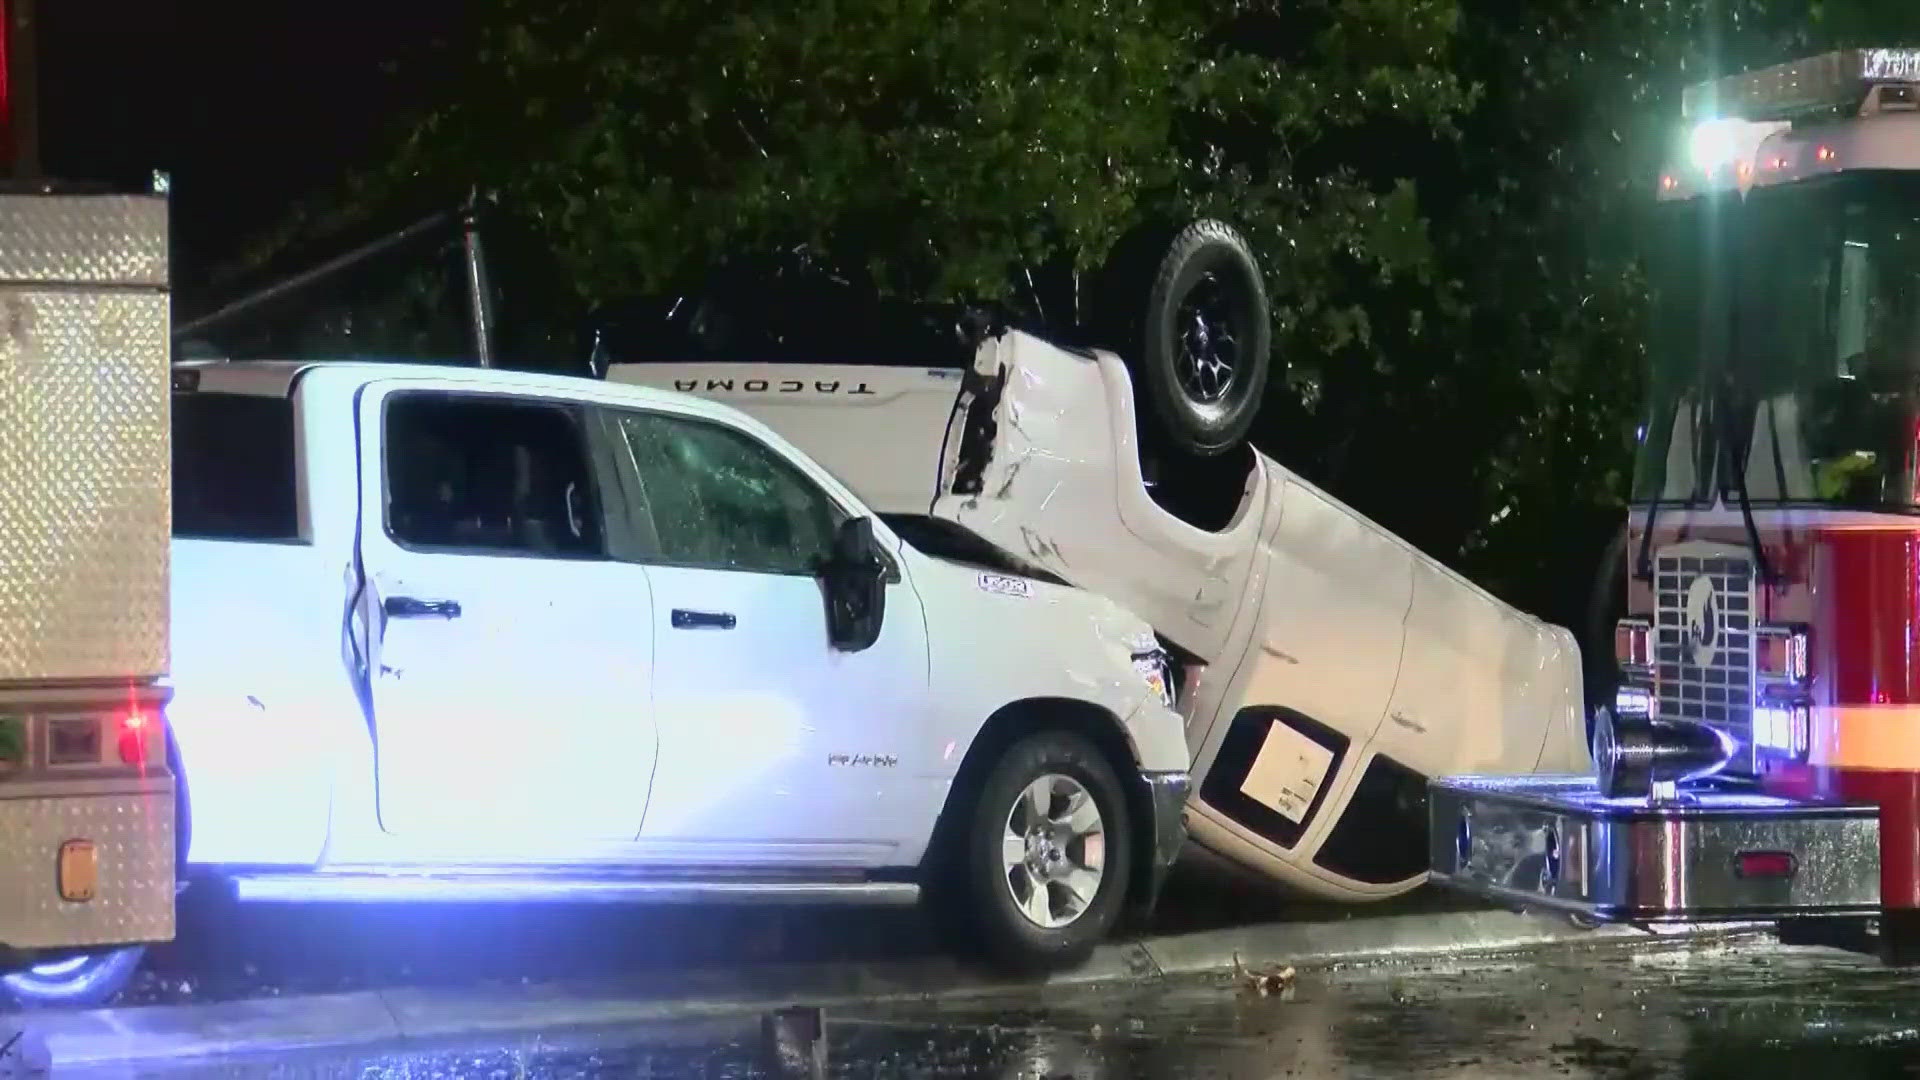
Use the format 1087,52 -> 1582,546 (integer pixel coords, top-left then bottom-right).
977,572 -> 1032,598
1685,574 -> 1721,667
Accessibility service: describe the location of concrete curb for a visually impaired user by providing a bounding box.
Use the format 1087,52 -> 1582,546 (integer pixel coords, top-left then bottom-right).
31,911 -> 1763,1068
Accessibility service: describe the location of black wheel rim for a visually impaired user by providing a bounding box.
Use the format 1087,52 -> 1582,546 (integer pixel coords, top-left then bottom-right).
1173,271 -> 1241,406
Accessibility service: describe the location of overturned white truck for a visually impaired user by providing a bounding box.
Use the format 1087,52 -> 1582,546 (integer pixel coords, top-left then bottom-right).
594,223 -> 1592,902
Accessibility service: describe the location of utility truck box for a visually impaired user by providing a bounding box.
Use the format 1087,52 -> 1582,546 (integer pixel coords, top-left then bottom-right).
0,188 -> 176,1005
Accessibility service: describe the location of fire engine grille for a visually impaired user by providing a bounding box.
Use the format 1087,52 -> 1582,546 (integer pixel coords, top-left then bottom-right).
1655,548 -> 1756,776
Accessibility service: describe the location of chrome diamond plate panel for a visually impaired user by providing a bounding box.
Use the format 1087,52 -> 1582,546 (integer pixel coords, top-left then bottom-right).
0,196 -> 168,287
0,288 -> 171,680
0,791 -> 174,949
0,190 -> 171,682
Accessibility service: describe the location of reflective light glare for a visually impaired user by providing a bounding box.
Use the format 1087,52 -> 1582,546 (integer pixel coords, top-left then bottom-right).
1756,626 -> 1810,681
1689,119 -> 1744,171
1754,702 -> 1811,756
1614,686 -> 1654,719
1817,145 -> 1838,163
1614,619 -> 1652,668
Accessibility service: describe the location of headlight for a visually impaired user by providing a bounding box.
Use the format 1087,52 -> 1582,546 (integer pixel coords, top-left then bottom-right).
1132,649 -> 1175,709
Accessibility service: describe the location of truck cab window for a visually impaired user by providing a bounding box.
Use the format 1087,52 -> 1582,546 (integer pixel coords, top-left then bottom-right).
617,413 -> 844,575
385,395 -> 604,558
172,391 -> 300,540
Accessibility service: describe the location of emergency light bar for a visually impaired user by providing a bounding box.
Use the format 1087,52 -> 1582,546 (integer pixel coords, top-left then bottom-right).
1684,48 -> 1920,122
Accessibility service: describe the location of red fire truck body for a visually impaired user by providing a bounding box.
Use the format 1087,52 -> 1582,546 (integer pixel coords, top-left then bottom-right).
1432,48 -> 1920,956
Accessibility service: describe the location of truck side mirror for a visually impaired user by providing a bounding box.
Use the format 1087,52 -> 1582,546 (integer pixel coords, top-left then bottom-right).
817,517 -> 887,653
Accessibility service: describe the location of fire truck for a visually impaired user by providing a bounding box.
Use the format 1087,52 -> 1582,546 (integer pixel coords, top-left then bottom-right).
1429,48 -> 1920,958
0,184 -> 178,1007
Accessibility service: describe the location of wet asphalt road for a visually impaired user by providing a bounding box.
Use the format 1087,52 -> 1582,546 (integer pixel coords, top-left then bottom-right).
76,940 -> 1920,1078
117,857 -> 1485,1007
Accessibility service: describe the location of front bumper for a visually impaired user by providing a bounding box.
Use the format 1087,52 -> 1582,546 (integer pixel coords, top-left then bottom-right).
1136,770 -> 1192,910
1429,774 -> 1881,923
0,782 -> 175,955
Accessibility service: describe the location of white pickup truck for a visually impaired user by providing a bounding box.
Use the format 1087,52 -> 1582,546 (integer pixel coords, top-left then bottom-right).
134,358 -> 1190,1003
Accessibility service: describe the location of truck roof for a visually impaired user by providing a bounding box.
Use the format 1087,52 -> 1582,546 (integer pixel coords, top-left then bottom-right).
174,358 -> 713,416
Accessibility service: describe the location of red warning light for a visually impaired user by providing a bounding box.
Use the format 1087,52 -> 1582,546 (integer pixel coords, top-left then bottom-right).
1734,850 -> 1797,879
117,710 -> 151,765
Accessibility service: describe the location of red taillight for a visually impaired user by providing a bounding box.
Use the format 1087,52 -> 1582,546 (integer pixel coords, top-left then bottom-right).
117,710 -> 151,765
1734,850 -> 1798,880
1756,625 -> 1810,683
1615,618 -> 1652,670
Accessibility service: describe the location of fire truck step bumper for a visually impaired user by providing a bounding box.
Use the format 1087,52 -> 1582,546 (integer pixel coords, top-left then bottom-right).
1428,774 -> 1881,923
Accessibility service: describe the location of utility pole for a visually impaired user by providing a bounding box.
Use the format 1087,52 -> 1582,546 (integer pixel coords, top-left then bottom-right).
2,0 -> 38,179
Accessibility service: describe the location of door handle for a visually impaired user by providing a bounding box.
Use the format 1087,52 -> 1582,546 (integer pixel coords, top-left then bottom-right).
384,596 -> 463,619
671,609 -> 737,630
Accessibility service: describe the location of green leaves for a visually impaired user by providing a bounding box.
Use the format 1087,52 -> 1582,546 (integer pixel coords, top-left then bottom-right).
372,0 -> 1465,311
266,0 -> 1920,629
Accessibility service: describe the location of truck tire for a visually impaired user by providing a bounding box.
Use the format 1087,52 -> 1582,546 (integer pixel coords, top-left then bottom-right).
961,730 -> 1133,970
1,946 -> 143,1009
1101,220 -> 1271,458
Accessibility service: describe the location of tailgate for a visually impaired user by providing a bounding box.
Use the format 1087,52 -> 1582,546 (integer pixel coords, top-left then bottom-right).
604,362 -> 965,514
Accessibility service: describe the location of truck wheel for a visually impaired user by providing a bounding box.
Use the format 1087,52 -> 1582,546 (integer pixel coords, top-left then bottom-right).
1123,220 -> 1271,458
1,946 -> 144,1009
963,731 -> 1133,970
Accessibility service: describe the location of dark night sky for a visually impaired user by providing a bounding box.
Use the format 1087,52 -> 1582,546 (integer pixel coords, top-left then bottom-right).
39,0 -> 474,275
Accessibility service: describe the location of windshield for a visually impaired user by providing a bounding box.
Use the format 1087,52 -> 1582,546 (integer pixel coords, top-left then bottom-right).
1635,172 -> 1920,510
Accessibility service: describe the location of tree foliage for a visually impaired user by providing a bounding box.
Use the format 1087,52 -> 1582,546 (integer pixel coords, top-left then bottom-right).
232,0 -> 1920,627
381,0 -> 1476,323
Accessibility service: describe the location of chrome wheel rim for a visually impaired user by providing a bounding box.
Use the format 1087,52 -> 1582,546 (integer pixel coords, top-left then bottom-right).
1173,271 -> 1240,405
1001,773 -> 1106,930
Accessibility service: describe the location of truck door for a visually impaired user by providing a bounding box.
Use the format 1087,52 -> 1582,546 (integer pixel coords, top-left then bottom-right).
354,383 -> 658,843
597,405 -> 931,860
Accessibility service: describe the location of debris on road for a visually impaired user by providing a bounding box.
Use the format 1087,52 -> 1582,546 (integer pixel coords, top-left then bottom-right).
1229,952 -> 1295,998
759,1006 -> 827,1079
